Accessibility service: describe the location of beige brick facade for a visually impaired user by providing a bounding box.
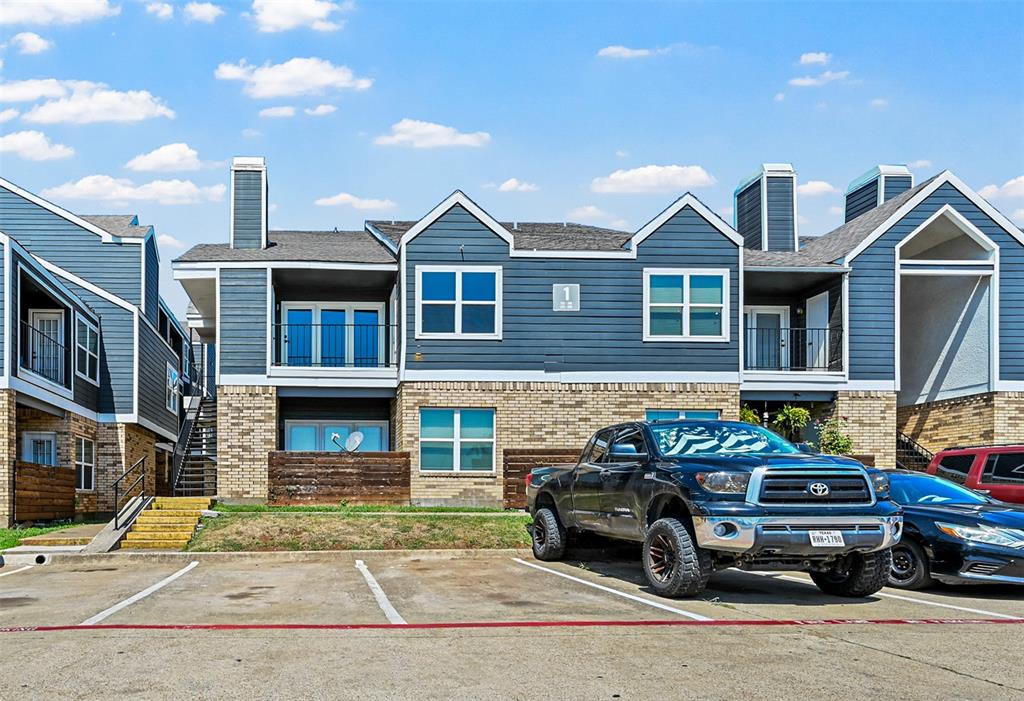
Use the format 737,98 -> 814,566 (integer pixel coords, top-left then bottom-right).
393,381 -> 740,506
217,384 -> 278,499
0,390 -> 16,526
95,422 -> 157,515
830,391 -> 898,467
898,391 -> 1024,454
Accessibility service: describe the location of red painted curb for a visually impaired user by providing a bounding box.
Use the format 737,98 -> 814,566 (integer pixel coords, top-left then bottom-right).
1,618 -> 1022,633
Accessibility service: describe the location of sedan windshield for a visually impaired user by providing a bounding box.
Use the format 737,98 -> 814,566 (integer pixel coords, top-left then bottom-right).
889,473 -> 989,505
650,422 -> 800,457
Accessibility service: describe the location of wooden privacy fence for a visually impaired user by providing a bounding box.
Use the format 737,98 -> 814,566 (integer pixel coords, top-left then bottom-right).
14,461 -> 76,521
502,449 -> 580,509
268,451 -> 411,505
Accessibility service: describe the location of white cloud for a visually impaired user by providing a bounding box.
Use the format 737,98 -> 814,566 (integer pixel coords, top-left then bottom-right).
0,130 -> 74,160
146,3 -> 173,20
0,108 -> 18,122
828,205 -> 844,216
0,78 -> 71,102
870,98 -> 888,108
568,205 -> 611,221
259,105 -> 295,118
304,104 -> 336,116
11,32 -> 52,54
241,128 -> 261,138
797,180 -> 837,196
799,52 -> 831,65
718,205 -> 733,221
590,164 -> 716,193
908,159 -> 932,169
496,178 -> 538,193
250,0 -> 353,33
0,0 -> 119,26
374,118 -> 490,149
19,81 -> 175,124
126,143 -> 205,172
215,57 -> 372,98
979,175 -> 1024,200
184,2 -> 224,23
314,191 -> 396,210
615,149 -> 628,158
788,70 -> 850,87
157,233 -> 185,248
774,92 -> 785,102
1011,208 -> 1024,225
597,45 -> 664,59
43,175 -> 226,205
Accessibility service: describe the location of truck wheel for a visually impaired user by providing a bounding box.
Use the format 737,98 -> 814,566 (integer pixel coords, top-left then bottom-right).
531,508 -> 566,561
810,549 -> 893,597
642,518 -> 712,598
887,540 -> 934,590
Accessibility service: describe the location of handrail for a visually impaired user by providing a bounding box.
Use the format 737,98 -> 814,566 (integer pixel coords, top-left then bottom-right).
170,397 -> 202,493
113,456 -> 146,530
273,322 -> 397,368
19,321 -> 67,385
744,326 -> 843,372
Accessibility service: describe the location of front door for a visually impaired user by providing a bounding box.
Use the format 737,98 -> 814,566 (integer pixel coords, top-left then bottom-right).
600,426 -> 648,540
29,310 -> 64,382
572,429 -> 613,530
745,307 -> 790,371
805,292 -> 830,370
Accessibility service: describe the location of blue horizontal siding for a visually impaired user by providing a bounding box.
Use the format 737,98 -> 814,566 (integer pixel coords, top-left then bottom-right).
883,176 -> 913,202
137,321 -> 179,436
405,204 -> 740,373
845,180 -> 878,222
144,235 -> 159,325
735,180 -> 761,250
765,176 -> 795,252
0,241 -> 4,376
219,268 -> 267,374
232,171 -> 264,249
849,182 -> 1024,382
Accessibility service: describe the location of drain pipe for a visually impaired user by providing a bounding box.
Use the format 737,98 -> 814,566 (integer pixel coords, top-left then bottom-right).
0,553 -> 51,567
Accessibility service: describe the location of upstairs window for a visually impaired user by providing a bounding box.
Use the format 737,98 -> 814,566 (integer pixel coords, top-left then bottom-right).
166,362 -> 180,413
643,268 -> 729,342
415,266 -> 502,339
76,436 -> 96,491
75,317 -> 99,385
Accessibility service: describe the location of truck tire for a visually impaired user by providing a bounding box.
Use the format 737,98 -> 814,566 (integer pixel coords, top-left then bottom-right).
642,518 -> 712,598
810,549 -> 893,597
531,508 -> 566,561
887,539 -> 935,590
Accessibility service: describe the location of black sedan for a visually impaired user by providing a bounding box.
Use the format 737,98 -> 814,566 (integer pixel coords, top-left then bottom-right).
886,470 -> 1024,589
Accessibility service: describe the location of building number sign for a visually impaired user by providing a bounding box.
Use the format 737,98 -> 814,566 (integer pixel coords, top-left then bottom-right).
552,284 -> 580,312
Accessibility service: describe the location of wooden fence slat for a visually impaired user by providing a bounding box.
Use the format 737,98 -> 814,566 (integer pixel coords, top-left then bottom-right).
14,461 -> 76,521
268,451 -> 411,505
502,449 -> 579,509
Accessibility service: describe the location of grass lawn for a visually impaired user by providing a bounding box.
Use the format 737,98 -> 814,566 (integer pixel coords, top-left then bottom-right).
214,503 -> 506,514
188,512 -> 533,552
0,523 -> 84,550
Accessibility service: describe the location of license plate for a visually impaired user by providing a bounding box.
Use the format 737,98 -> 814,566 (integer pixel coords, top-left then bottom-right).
809,530 -> 845,547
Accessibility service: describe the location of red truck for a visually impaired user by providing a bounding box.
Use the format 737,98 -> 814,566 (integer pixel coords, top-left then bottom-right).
926,445 -> 1024,504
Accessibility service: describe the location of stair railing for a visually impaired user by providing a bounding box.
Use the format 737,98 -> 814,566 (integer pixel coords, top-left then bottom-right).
896,431 -> 935,471
170,396 -> 203,495
113,456 -> 146,529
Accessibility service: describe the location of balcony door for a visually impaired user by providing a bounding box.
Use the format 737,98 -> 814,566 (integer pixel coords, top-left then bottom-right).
745,306 -> 789,371
280,303 -> 385,368
27,309 -> 64,384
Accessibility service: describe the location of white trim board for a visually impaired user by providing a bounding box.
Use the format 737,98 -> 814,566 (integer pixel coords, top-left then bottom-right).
173,261 -> 397,272
400,370 -> 741,384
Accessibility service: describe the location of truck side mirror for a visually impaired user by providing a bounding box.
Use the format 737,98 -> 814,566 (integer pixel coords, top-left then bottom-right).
796,442 -> 814,453
609,444 -> 648,462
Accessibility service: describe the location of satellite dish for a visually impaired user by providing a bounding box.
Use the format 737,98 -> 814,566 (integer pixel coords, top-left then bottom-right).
345,431 -> 364,452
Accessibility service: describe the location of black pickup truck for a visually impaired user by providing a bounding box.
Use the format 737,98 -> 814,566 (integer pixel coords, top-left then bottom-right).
526,420 -> 902,598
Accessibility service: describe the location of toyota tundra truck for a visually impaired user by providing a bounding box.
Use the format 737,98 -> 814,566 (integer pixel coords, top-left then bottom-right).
526,420 -> 902,598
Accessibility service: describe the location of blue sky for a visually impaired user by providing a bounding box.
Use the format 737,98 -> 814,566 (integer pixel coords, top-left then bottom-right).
1,0 -> 1022,316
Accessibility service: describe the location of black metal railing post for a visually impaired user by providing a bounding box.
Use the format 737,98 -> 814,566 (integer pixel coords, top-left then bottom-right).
743,326 -> 843,372
19,321 -> 67,385
272,323 -> 397,368
113,456 -> 146,530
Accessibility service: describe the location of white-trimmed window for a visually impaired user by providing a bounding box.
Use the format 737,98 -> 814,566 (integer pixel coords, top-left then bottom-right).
420,408 -> 495,472
166,362 -> 180,413
21,432 -> 57,466
415,266 -> 502,339
646,410 -> 722,421
643,268 -> 729,342
75,436 -> 96,491
75,317 -> 100,385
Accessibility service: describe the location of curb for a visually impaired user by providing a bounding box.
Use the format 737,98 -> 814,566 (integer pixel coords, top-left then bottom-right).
28,547 -> 536,566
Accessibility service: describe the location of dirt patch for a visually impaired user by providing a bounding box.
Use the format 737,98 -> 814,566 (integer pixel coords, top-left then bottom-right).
187,513 -> 533,552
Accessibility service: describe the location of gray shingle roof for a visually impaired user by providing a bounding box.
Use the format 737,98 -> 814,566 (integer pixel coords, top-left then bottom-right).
81,215 -> 151,238
367,220 -> 632,251
743,249 -> 845,268
175,230 -> 397,264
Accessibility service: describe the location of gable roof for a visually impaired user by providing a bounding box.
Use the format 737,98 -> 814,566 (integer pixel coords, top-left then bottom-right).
81,215 -> 152,239
368,219 -> 632,251
0,177 -> 143,244
175,229 -> 397,264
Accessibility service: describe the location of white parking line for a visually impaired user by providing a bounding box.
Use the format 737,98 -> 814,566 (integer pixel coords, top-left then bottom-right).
0,565 -> 33,578
80,561 -> 199,626
746,572 -> 1020,620
512,558 -> 713,621
355,559 -> 406,625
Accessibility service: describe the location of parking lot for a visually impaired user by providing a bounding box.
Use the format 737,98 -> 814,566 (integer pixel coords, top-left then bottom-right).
2,550 -> 1023,699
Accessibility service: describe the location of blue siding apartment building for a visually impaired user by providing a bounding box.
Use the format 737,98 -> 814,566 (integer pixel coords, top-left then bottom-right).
168,157 -> 1024,506
0,178 -> 194,524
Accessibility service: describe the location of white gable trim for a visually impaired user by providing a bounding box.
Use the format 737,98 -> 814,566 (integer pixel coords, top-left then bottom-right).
400,191 -> 515,248
364,222 -> 399,253
895,204 -> 998,258
0,177 -> 141,245
631,193 -> 744,249
844,171 -> 1024,263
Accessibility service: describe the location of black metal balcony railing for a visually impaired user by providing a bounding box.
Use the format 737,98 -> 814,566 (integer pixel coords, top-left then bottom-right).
744,326 -> 843,372
273,323 -> 396,368
20,321 -> 67,385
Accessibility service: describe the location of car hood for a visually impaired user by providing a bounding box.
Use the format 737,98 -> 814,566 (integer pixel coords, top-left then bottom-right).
658,452 -> 865,474
903,501 -> 1024,529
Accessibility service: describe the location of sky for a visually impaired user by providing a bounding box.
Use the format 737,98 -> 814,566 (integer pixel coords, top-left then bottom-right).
1,0 -> 1023,317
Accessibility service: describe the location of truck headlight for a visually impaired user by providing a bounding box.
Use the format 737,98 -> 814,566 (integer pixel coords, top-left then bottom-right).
696,472 -> 750,494
936,522 -> 1024,548
870,473 -> 890,499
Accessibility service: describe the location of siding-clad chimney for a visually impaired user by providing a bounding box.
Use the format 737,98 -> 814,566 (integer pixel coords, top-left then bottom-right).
733,163 -> 798,252
230,156 -> 268,249
844,164 -> 913,222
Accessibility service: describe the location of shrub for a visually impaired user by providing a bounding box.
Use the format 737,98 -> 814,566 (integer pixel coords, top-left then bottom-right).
816,416 -> 854,455
739,404 -> 761,425
771,405 -> 811,441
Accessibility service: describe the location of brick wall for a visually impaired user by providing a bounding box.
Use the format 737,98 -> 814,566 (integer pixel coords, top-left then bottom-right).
898,391 -> 1024,454
993,392 -> 1024,445
393,381 -> 740,506
95,422 -> 157,515
0,390 -> 15,526
217,384 -> 278,499
831,391 -> 898,467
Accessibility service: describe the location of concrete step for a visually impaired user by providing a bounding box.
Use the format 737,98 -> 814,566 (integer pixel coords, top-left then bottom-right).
145,508 -> 204,517
120,539 -> 191,550
131,522 -> 198,532
125,530 -> 194,542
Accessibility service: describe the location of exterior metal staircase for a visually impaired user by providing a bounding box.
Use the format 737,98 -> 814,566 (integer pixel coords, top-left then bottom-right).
172,397 -> 218,497
896,431 -> 934,472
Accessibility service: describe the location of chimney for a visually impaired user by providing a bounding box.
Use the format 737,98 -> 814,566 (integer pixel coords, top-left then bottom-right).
844,164 -> 913,222
230,156 -> 267,249
733,163 -> 797,252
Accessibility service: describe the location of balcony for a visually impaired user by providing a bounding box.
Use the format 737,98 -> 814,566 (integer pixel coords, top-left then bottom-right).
20,320 -> 68,386
272,323 -> 397,369
744,327 -> 843,373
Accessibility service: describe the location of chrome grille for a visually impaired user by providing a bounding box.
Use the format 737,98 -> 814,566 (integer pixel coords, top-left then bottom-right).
756,469 -> 872,505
